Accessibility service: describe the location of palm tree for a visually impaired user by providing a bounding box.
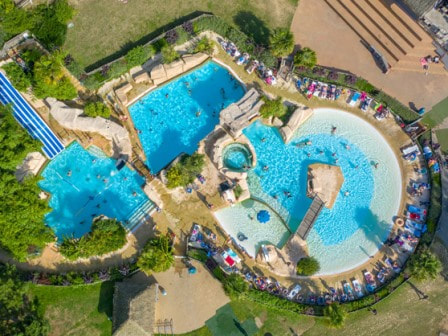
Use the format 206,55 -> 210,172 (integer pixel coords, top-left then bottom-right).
294,47 -> 317,69
408,248 -> 442,281
137,236 -> 174,275
324,303 -> 347,328
269,28 -> 294,58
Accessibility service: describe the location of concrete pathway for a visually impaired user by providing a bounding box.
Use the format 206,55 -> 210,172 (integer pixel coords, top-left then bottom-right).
433,131 -> 448,246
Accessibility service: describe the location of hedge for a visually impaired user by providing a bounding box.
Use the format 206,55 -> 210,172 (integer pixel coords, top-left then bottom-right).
187,248 -> 208,262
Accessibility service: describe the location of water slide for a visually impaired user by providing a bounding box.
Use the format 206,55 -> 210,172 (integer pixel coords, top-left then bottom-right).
0,72 -> 64,158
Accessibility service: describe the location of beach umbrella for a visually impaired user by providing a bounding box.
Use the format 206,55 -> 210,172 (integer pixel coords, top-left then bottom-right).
257,210 -> 270,223
188,266 -> 197,275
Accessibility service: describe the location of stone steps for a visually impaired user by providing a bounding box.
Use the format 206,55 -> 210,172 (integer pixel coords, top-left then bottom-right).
325,0 -> 400,64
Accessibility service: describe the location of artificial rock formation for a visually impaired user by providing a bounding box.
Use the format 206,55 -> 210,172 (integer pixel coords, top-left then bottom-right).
307,163 -> 344,209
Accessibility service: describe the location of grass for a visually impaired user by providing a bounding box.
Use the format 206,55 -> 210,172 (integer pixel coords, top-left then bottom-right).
31,282 -> 114,336
422,95 -> 448,128
436,128 -> 448,154
64,0 -> 297,70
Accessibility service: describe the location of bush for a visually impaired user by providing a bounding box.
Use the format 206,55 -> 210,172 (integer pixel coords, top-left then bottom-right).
294,47 -> 317,68
222,274 -> 248,298
324,303 -> 347,328
175,27 -> 190,45
53,0 -> 74,24
83,102 -> 110,118
408,247 -> 442,281
166,153 -> 205,188
312,67 -> 326,77
108,60 -> 128,79
327,71 -> 339,81
194,37 -> 214,55
2,62 -> 31,92
259,97 -> 286,119
296,257 -> 320,276
269,28 -> 294,57
187,248 -> 208,262
125,45 -> 155,69
354,78 -> 376,94
59,218 -> 127,260
344,74 -> 357,85
161,43 -> 180,64
182,21 -> 194,34
137,236 -> 174,275
165,29 -> 178,45
243,289 -> 314,315
234,184 -> 243,199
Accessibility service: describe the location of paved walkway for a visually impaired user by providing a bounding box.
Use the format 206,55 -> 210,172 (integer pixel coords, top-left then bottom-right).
290,0 -> 448,110
433,131 -> 448,246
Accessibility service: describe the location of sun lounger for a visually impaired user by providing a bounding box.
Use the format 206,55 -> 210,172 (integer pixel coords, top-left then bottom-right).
361,97 -> 372,111
407,205 -> 427,216
364,271 -> 376,293
352,279 -> 364,298
287,284 -> 302,300
343,282 -> 355,300
349,92 -> 361,106
401,144 -> 420,156
189,224 -> 201,242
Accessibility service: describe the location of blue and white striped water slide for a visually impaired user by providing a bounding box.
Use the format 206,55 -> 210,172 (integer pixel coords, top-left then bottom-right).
0,71 -> 64,159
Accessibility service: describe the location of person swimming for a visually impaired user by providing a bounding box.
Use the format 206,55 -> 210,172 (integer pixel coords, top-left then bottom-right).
132,191 -> 137,197
263,165 -> 269,171
165,93 -> 169,98
344,191 -> 350,196
345,144 -> 351,150
306,140 -> 312,146
67,170 -> 72,177
331,126 -> 337,134
306,152 -> 311,157
261,137 -> 266,142
196,110 -> 201,117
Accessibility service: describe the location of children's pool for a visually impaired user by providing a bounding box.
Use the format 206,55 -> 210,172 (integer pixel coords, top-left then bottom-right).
215,108 -> 402,275
39,142 -> 152,240
129,61 -> 245,173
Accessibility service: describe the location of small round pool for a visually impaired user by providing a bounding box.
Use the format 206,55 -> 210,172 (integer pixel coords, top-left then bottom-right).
222,143 -> 253,172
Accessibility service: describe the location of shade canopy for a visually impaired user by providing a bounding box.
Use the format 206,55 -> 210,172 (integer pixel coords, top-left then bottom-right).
257,210 -> 270,223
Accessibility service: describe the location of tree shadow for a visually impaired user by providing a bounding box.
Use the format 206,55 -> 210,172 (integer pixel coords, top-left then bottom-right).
233,11 -> 271,46
97,280 -> 115,319
355,207 -> 392,248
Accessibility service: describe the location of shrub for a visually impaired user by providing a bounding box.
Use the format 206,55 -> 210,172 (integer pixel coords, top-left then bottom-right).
312,67 -> 326,77
83,102 -> 111,118
327,71 -> 339,81
294,47 -> 317,68
59,218 -> 127,260
125,45 -> 155,69
166,153 -> 205,188
212,266 -> 226,281
222,274 -> 248,298
296,257 -> 320,276
344,74 -> 357,85
108,60 -> 128,79
175,27 -> 190,45
354,78 -> 376,94
161,43 -> 180,64
2,62 -> 31,92
53,0 -> 74,24
259,97 -> 286,119
234,184 -> 243,199
324,303 -> 347,328
269,28 -> 294,57
194,37 -> 214,55
187,248 -> 208,262
165,29 -> 178,45
408,247 -> 442,281
243,289 -> 312,315
182,21 -> 194,35
137,236 -> 174,275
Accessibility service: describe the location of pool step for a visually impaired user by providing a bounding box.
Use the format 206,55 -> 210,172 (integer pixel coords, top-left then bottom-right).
87,145 -> 109,159
124,200 -> 156,232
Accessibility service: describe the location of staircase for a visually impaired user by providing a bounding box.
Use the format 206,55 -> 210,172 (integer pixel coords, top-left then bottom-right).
124,199 -> 156,232
296,195 -> 325,240
324,0 -> 447,75
87,145 -> 109,159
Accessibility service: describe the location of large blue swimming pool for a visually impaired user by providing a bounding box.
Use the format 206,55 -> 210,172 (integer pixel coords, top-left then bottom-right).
39,142 -> 151,240
216,109 -> 402,274
129,61 -> 245,173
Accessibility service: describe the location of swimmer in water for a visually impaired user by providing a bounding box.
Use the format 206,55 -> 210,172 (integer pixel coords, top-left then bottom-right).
165,93 -> 169,98
307,152 -> 311,157
345,144 -> 351,150
306,140 -> 312,146
92,159 -> 96,163
261,137 -> 266,142
355,165 -> 359,169
132,191 -> 137,197
344,191 -> 350,196
273,194 -> 278,199
196,110 -> 201,117
319,150 -> 324,155
96,174 -> 101,179
374,162 -> 379,169
263,165 -> 269,171
67,170 -> 72,177
331,126 -> 337,135
332,152 -> 337,157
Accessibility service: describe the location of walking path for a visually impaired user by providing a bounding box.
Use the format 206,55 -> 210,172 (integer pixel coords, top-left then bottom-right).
433,131 -> 448,246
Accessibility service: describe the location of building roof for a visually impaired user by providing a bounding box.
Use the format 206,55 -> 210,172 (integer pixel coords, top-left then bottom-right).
113,280 -> 157,336
400,0 -> 436,18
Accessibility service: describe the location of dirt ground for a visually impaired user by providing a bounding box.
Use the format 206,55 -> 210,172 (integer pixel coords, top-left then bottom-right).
290,0 -> 448,110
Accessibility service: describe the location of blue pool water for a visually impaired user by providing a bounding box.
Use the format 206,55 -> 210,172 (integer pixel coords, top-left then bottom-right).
222,143 -> 253,171
129,61 -> 245,173
39,142 -> 150,240
215,109 -> 402,274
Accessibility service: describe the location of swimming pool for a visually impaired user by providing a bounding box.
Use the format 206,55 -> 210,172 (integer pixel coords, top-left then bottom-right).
39,142 -> 152,240
129,61 -> 245,173
222,143 -> 253,172
215,108 -> 402,275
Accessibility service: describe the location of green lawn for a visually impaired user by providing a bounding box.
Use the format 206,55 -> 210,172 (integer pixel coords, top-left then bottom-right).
63,0 -> 297,70
422,96 -> 448,128
31,282 -> 114,336
436,128 -> 448,154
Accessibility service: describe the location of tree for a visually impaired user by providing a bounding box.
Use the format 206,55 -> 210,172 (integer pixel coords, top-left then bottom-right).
125,45 -> 155,69
59,218 -> 127,260
161,43 -> 180,64
259,97 -> 286,119
0,264 -> 50,336
296,256 -> 320,276
165,153 -> 205,189
0,105 -> 54,261
32,53 -> 77,100
408,248 -> 442,281
2,62 -> 31,92
194,37 -> 214,55
53,0 -> 74,24
30,4 -> 68,48
222,274 -> 248,298
324,303 -> 347,328
269,28 -> 294,57
83,102 -> 110,118
137,236 -> 174,275
166,165 -> 188,189
294,47 -> 317,69
1,6 -> 31,35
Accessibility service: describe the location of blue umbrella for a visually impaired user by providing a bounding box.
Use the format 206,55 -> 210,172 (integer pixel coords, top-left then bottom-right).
257,210 -> 270,223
